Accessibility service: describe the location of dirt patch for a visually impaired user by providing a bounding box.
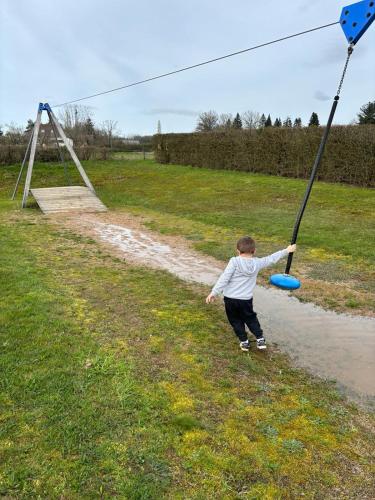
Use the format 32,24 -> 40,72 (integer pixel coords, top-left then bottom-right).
54,211 -> 375,408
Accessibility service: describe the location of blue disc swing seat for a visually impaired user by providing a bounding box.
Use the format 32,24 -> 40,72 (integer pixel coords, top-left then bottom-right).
270,274 -> 301,290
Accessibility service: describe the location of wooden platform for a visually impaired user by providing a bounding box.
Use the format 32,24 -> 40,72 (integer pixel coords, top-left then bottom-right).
30,186 -> 107,214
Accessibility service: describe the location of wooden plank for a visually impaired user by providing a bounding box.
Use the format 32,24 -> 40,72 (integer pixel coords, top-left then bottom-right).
30,186 -> 107,214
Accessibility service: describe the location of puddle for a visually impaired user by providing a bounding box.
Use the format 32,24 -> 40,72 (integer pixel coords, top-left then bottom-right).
61,214 -> 375,408
97,223 -> 221,286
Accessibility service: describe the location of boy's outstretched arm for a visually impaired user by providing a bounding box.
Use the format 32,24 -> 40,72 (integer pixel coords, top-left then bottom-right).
256,244 -> 296,271
206,258 -> 236,303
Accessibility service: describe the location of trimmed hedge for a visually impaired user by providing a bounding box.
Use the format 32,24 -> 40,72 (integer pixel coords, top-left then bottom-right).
154,125 -> 375,187
0,145 -> 110,166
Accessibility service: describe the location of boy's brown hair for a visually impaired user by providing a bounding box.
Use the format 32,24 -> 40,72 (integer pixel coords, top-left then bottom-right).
237,236 -> 256,254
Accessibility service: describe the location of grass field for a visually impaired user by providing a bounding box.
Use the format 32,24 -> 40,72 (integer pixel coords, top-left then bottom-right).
2,157 -> 374,315
1,159 -> 374,498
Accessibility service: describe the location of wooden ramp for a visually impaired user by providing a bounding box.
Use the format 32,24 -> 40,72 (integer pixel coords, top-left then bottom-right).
30,186 -> 107,214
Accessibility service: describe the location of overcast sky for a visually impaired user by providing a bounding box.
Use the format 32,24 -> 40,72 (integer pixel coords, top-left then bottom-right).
1,0 -> 374,135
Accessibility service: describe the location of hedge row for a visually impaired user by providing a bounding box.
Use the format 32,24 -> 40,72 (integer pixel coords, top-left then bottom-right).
0,146 -> 110,166
154,126 -> 375,187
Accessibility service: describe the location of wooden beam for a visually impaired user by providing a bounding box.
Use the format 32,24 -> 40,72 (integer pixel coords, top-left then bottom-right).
12,128 -> 34,200
22,109 -> 42,208
47,109 -> 95,193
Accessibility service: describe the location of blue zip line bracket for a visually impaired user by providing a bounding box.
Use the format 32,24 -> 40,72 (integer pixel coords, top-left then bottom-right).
38,102 -> 52,112
340,0 -> 375,44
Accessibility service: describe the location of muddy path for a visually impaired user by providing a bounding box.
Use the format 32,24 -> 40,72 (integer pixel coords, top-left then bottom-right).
56,212 -> 375,408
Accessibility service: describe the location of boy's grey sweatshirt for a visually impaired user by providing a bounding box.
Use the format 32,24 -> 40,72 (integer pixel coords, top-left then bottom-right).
211,249 -> 289,300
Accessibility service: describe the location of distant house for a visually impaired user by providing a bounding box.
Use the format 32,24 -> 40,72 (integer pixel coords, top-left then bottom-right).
121,138 -> 140,145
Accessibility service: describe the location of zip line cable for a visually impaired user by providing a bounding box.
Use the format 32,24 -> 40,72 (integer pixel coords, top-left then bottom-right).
52,21 -> 339,108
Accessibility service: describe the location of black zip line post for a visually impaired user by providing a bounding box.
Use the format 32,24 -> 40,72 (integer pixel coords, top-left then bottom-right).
284,44 -> 354,275
270,0 -> 374,290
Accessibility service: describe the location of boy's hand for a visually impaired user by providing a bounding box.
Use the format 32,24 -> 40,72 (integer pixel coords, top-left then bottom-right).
287,244 -> 297,253
206,293 -> 216,304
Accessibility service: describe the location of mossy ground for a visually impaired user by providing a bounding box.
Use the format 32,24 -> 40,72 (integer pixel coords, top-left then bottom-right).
0,159 -> 374,498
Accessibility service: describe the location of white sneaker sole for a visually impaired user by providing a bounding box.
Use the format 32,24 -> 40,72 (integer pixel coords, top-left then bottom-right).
257,345 -> 267,350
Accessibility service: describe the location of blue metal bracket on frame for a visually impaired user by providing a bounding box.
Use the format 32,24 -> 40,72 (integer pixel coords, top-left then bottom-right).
340,0 -> 375,44
38,102 -> 52,112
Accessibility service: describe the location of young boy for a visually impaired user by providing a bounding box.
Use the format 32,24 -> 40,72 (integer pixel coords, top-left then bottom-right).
206,236 -> 296,351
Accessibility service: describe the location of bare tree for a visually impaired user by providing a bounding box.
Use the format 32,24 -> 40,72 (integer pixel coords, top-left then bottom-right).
196,111 -> 219,132
4,122 -> 25,144
102,120 -> 119,148
58,104 -> 92,129
56,104 -> 97,145
217,113 -> 233,130
242,110 -> 261,129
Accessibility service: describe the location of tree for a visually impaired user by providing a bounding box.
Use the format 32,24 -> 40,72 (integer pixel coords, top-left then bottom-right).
283,117 -> 292,127
57,104 -> 95,144
274,117 -> 282,127
293,117 -> 302,128
4,122 -> 24,144
0,126 -> 3,137
157,120 -> 162,134
308,112 -> 320,126
259,114 -> 267,128
58,104 -> 92,129
25,119 -> 34,132
242,110 -> 261,129
102,120 -> 118,148
196,111 -> 219,132
85,117 -> 95,135
232,113 -> 242,129
217,113 -> 233,130
265,114 -> 272,127
357,101 -> 375,124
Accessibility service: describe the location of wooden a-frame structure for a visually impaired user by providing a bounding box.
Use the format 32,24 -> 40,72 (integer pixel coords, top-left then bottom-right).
12,103 -> 106,214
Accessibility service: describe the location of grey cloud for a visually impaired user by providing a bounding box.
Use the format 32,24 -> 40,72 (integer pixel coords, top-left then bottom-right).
144,108 -> 200,117
314,90 -> 330,101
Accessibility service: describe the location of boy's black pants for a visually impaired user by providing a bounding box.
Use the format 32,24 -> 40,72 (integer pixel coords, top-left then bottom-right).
224,297 -> 263,342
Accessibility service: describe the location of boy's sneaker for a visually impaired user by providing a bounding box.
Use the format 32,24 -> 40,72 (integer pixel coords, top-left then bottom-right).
240,340 -> 250,352
256,338 -> 267,350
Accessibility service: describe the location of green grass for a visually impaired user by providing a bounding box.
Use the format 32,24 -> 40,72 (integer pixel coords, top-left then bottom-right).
0,159 -> 374,497
2,158 -> 373,314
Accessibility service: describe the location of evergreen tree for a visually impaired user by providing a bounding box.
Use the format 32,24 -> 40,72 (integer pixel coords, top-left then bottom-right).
283,117 -> 292,127
357,101 -> 375,124
0,126 -> 3,137
274,117 -> 282,127
308,112 -> 320,126
232,112 -> 243,129
293,117 -> 302,128
85,117 -> 95,135
259,113 -> 267,127
157,120 -> 162,134
265,114 -> 272,127
25,119 -> 34,132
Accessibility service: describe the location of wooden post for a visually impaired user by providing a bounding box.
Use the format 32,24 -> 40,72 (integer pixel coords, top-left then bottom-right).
22,109 -> 42,208
48,109 -> 95,193
12,128 -> 34,200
